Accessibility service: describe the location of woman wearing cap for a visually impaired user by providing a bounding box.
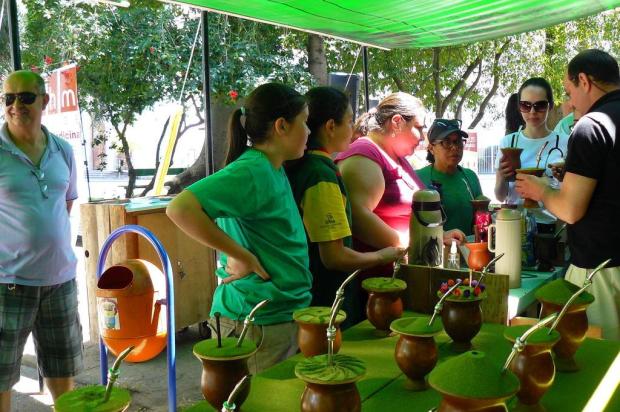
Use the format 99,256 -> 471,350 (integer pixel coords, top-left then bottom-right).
335,93 -> 464,264
495,77 -> 569,204
417,119 -> 483,236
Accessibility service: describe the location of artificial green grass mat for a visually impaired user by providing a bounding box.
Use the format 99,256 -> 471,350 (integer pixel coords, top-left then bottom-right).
193,337 -> 256,359
429,350 -> 520,398
293,306 -> 346,324
181,317 -> 620,411
391,316 -> 443,336
535,278 -> 595,306
504,325 -> 560,344
361,277 -> 407,292
295,354 -> 366,384
54,386 -> 131,412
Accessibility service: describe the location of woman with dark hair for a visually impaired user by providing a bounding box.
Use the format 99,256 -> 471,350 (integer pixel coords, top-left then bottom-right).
417,119 -> 484,236
335,92 -> 464,262
166,83 -> 312,373
495,77 -> 569,205
287,87 -> 405,327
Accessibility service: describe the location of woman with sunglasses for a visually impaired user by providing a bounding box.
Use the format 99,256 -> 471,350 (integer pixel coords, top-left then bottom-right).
335,93 -> 464,273
417,119 -> 483,236
495,77 -> 569,205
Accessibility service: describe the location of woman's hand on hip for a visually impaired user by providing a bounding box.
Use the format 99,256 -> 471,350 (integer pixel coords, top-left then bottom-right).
223,250 -> 271,284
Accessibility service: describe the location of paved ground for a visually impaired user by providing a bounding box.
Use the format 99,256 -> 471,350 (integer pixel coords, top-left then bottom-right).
13,326 -> 207,411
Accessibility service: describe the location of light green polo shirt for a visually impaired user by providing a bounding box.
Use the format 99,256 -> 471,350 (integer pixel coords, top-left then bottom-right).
187,148 -> 312,325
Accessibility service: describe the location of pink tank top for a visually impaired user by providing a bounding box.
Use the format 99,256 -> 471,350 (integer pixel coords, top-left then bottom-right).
335,137 -> 425,241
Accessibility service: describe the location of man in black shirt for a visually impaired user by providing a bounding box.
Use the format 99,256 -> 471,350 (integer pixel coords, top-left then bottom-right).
516,49 -> 620,340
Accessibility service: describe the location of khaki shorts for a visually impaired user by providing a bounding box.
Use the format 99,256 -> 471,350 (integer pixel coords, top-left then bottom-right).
0,279 -> 84,391
207,316 -> 298,374
565,264 -> 620,341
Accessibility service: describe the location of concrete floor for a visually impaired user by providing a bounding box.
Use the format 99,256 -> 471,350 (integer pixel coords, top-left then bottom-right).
13,326 -> 207,411
11,233 -> 209,412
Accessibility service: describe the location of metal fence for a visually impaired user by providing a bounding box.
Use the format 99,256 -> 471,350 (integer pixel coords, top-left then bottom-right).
477,144 -> 498,175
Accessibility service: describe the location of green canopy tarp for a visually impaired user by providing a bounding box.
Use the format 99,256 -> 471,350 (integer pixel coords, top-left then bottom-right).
159,0 -> 620,48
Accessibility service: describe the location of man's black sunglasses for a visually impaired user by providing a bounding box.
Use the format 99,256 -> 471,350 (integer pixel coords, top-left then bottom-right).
1,92 -> 43,106
518,100 -> 549,113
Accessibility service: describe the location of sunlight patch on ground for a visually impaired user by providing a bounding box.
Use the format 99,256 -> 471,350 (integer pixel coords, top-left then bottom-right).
13,374 -> 54,407
583,352 -> 620,412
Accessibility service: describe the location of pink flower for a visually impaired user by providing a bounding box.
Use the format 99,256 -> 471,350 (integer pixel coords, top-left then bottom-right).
229,90 -> 239,101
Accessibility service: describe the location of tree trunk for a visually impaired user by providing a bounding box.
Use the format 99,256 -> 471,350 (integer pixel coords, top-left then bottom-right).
166,98 -> 238,193
439,56 -> 482,117
468,40 -> 510,129
456,60 -> 483,121
113,122 -> 136,198
307,34 -> 328,85
432,47 -> 442,117
139,116 -> 171,197
166,144 -> 206,194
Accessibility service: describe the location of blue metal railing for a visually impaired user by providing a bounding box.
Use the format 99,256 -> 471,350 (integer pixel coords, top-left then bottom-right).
96,224 -> 176,412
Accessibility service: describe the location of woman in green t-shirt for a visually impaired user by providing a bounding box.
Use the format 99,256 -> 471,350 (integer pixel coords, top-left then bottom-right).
287,87 -> 406,327
166,83 -> 313,373
416,119 -> 483,236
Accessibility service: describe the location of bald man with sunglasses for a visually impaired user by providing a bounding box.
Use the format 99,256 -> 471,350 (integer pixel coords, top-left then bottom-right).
0,71 -> 82,411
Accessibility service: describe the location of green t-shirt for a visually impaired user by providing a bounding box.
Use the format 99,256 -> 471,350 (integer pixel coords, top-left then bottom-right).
187,148 -> 312,325
287,149 -> 363,328
416,165 -> 483,235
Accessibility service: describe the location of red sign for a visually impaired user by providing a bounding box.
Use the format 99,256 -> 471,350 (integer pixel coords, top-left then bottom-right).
44,65 -> 79,115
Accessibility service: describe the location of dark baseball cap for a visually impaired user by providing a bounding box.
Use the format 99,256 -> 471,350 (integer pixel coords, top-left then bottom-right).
428,118 -> 468,143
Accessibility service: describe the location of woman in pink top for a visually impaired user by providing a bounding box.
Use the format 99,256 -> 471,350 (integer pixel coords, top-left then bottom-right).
336,92 -> 465,255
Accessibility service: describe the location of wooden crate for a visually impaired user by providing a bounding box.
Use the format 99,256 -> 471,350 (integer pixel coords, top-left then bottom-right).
80,200 -> 217,341
396,264 -> 509,324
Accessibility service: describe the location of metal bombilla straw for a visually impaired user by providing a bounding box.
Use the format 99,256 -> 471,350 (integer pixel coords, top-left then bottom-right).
477,253 -> 505,286
535,141 -> 549,169
391,256 -> 405,280
548,258 -> 611,333
221,375 -> 252,412
237,299 -> 270,347
428,279 -> 462,326
327,296 -> 344,366
330,269 -> 362,315
102,345 -> 135,404
501,313 -> 558,373
326,268 -> 363,366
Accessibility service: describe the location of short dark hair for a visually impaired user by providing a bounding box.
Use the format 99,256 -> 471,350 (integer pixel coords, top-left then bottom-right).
518,77 -> 554,109
567,49 -> 620,86
305,87 -> 350,143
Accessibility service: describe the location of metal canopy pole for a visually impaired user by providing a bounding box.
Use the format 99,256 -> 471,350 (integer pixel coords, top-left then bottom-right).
7,0 -> 21,70
362,46 -> 370,111
201,11 -> 215,176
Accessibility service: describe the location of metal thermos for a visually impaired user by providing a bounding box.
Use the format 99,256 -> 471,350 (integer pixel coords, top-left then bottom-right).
488,208 -> 522,288
409,189 -> 446,267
